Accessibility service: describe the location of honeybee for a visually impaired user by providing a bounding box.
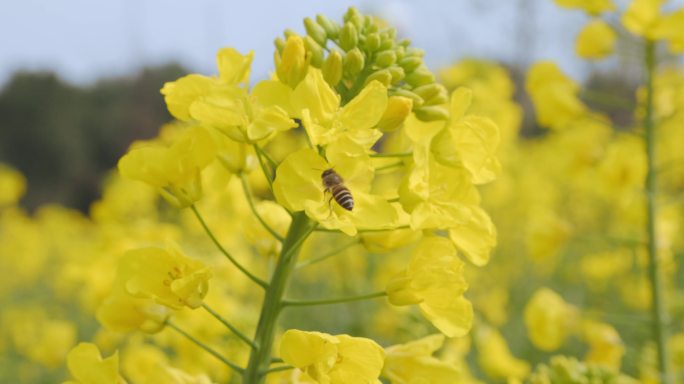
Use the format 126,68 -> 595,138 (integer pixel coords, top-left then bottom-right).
321,168 -> 354,211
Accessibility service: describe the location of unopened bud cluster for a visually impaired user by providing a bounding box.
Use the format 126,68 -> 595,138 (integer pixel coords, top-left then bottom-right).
274,7 -> 448,121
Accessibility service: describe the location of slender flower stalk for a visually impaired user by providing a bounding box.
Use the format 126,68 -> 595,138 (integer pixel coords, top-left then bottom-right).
191,205 -> 268,288
239,173 -> 285,242
167,321 -> 244,374
282,291 -> 387,307
643,40 -> 672,384
295,239 -> 359,269
242,212 -> 316,383
201,303 -> 256,349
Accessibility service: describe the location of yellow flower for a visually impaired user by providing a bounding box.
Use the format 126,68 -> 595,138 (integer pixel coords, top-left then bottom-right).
653,8 -> 684,53
377,96 -> 413,132
162,48 -> 296,143
383,334 -> 460,384
582,321 -> 625,370
386,237 -> 473,337
279,329 -> 385,384
399,115 -> 481,231
524,288 -> 577,351
575,19 -> 616,59
475,326 -> 530,381
297,69 -> 388,148
526,62 -> 588,129
117,247 -> 211,310
621,0 -> 664,39
273,143 -> 399,236
64,343 -> 126,384
96,285 -> 171,333
0,163 -> 26,206
431,87 -> 501,185
118,126 -> 217,208
448,205 -> 497,266
554,0 -> 616,15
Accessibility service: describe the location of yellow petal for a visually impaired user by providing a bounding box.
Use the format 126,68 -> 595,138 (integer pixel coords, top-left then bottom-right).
449,206 -> 497,266
216,47 -> 254,85
339,80 -> 388,131
575,19 -> 616,59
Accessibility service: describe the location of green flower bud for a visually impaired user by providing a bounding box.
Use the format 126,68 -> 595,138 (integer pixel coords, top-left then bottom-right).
322,50 -> 343,87
344,47 -> 364,76
340,22 -> 359,51
304,17 -> 327,46
365,33 -> 381,52
379,37 -> 394,51
343,7 -> 360,23
414,105 -> 449,121
375,50 -> 396,68
405,66 -> 435,87
398,56 -> 422,72
275,35 -> 309,88
413,83 -> 448,105
406,47 -> 425,57
364,69 -> 392,87
391,88 -> 424,107
284,28 -> 298,39
316,14 -> 339,38
304,36 -> 324,67
399,39 -> 411,47
387,65 -> 405,85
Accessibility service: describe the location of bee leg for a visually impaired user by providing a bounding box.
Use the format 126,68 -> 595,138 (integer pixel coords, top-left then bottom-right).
327,195 -> 335,218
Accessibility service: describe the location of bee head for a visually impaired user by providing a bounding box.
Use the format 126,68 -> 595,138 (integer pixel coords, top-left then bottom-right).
321,168 -> 335,178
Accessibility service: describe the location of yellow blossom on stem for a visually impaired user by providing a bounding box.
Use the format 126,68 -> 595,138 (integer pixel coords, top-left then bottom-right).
117,247 -> 211,310
279,329 -> 385,384
297,69 -> 388,148
386,237 -> 472,337
64,343 -> 126,384
383,334 -> 460,384
621,0 -> 665,39
431,87 -> 502,185
273,142 -> 399,236
275,35 -> 310,88
582,321 -> 625,370
118,126 -> 216,208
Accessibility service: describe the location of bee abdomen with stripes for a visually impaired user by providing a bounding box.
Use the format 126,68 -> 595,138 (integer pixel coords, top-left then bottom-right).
321,169 -> 354,211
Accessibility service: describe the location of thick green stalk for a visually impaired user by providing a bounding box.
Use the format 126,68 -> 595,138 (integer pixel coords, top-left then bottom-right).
242,212 -> 316,383
643,40 -> 671,384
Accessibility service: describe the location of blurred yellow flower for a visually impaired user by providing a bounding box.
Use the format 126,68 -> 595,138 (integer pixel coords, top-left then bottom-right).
383,334 -> 460,384
621,0 -> 664,39
575,19 -> 616,59
582,321 -> 625,370
279,329 -> 385,384
386,237 -> 473,337
554,0 -> 616,15
64,343 -> 126,384
0,164 -> 26,206
524,288 -> 577,351
475,326 -> 530,381
526,62 -> 588,129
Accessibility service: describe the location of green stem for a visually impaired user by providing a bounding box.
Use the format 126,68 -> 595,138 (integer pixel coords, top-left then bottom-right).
282,291 -> 387,307
201,303 -> 256,349
261,365 -> 295,375
191,205 -> 268,289
370,152 -> 413,158
167,321 -> 244,374
242,212 -> 316,383
580,89 -> 635,110
239,173 -> 285,242
295,240 -> 360,269
253,144 -> 275,191
643,40 -> 672,384
314,224 -> 411,233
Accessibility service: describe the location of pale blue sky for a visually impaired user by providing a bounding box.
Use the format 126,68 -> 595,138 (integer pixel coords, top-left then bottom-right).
1,0 -> 680,86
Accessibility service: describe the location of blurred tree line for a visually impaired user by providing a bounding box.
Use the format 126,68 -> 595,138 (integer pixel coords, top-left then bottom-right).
0,65 -> 186,211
